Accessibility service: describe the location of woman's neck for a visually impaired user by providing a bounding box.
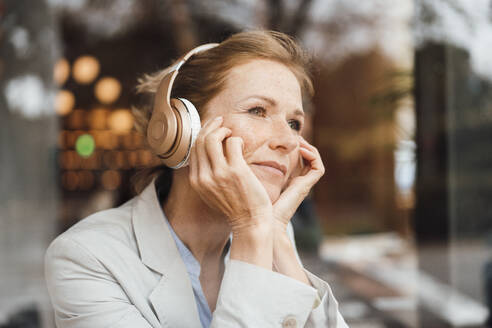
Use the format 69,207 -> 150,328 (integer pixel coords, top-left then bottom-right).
162,169 -> 231,266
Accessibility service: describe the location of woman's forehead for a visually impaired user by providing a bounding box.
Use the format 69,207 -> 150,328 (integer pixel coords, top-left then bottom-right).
222,59 -> 303,105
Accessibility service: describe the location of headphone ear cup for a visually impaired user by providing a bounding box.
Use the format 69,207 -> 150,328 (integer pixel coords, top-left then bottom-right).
165,98 -> 200,168
161,98 -> 201,168
147,109 -> 178,156
178,97 -> 201,153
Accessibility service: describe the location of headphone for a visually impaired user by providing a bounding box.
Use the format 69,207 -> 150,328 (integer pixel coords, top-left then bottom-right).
147,43 -> 219,168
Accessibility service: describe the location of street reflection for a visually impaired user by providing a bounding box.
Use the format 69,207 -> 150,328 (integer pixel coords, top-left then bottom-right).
1,0 -> 492,327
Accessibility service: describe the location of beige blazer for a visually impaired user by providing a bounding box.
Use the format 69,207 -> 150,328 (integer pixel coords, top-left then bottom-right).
45,180 -> 348,328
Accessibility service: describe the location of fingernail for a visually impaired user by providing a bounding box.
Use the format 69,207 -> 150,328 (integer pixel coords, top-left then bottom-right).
214,116 -> 223,121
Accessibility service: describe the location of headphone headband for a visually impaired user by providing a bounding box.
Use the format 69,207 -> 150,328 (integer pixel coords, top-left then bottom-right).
147,43 -> 219,168
168,43 -> 219,74
164,43 -> 219,108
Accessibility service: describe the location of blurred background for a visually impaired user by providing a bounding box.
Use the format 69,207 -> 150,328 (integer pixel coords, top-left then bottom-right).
1,0 -> 491,327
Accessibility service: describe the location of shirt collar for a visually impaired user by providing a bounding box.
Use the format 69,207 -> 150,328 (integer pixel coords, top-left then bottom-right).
164,215 -> 202,278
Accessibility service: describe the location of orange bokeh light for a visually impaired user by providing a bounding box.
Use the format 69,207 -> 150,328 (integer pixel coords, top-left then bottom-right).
94,77 -> 121,104
101,170 -> 121,190
108,109 -> 134,135
73,55 -> 100,84
54,58 -> 70,86
56,90 -> 75,116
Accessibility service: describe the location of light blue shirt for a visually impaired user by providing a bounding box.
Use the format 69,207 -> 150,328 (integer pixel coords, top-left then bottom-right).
163,215 -> 230,328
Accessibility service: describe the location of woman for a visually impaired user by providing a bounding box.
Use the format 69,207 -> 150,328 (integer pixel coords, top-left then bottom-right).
45,30 -> 348,328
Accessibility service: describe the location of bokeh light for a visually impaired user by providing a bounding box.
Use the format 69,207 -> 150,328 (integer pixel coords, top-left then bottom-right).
55,90 -> 75,116
80,150 -> 101,170
103,151 -> 117,169
108,109 -> 134,135
95,130 -> 118,150
59,151 -> 79,170
122,133 -> 143,149
94,77 -> 121,104
73,55 -> 100,84
101,170 -> 121,190
58,131 -> 68,148
62,171 -> 79,191
65,131 -> 81,149
138,149 -> 153,166
54,58 -> 70,86
127,151 -> 138,167
67,110 -> 86,130
102,151 -> 126,169
78,171 -> 95,190
114,151 -> 126,169
87,108 -> 109,130
75,134 -> 95,158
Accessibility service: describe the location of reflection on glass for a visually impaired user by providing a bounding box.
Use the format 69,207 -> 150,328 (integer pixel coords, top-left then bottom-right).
54,58 -> 70,86
94,77 -> 121,104
101,170 -> 121,190
73,55 -> 100,84
67,110 -> 86,130
87,108 -> 109,130
75,134 -> 95,158
62,171 -> 79,191
108,109 -> 134,135
78,171 -> 95,190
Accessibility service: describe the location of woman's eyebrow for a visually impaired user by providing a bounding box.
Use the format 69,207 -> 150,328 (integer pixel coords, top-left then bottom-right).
239,95 -> 277,105
293,109 -> 305,117
239,95 -> 304,116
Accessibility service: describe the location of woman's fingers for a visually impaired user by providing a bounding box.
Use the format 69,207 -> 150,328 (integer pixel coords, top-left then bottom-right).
296,147 -> 324,184
299,136 -> 324,173
224,136 -> 244,166
194,117 -> 224,176
205,127 -> 231,171
187,117 -> 272,230
298,136 -> 316,151
273,140 -> 325,224
299,146 -> 315,159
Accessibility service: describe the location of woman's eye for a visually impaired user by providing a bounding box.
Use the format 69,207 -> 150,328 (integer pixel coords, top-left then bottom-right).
288,119 -> 301,131
248,106 -> 266,117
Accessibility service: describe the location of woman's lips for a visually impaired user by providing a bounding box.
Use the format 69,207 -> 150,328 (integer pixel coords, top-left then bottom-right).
251,161 -> 286,177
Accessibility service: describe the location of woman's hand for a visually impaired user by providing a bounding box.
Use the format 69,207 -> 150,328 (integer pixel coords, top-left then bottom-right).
270,137 -> 324,284
272,137 -> 325,232
189,116 -> 273,235
189,116 -> 275,269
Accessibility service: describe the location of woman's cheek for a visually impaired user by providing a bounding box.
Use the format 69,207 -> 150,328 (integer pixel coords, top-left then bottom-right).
224,118 -> 262,159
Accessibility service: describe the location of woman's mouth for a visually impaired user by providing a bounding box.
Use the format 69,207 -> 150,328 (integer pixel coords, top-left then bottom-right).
250,161 -> 287,177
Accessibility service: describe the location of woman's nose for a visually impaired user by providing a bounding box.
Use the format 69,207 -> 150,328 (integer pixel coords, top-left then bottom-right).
268,121 -> 298,153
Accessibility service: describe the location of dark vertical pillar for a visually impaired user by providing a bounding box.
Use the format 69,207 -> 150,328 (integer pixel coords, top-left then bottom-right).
414,43 -> 451,282
414,41 -> 492,328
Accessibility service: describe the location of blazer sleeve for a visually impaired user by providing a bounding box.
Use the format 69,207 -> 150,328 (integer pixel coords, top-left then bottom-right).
304,270 -> 349,328
211,223 -> 348,328
288,223 -> 349,328
45,236 -> 154,328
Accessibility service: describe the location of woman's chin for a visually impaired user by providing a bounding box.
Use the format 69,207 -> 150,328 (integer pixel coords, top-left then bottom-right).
262,182 -> 282,203
251,166 -> 284,202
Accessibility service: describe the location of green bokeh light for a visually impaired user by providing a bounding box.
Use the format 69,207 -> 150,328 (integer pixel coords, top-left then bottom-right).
75,134 -> 95,158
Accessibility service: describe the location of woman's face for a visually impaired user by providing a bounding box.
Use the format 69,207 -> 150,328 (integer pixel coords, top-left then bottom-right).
201,59 -> 305,202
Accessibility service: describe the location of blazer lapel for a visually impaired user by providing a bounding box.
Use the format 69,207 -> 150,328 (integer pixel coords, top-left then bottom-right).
132,179 -> 202,328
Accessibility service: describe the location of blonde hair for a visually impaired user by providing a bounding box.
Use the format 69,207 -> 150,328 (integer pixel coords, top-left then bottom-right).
132,30 -> 314,194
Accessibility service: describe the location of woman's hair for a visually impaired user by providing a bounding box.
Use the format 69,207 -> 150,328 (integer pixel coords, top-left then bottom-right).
131,30 -> 314,194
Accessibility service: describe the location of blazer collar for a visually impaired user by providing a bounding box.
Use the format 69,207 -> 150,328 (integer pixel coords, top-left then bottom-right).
132,178 -> 177,274
132,178 -> 201,328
